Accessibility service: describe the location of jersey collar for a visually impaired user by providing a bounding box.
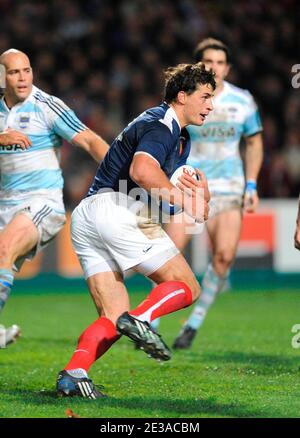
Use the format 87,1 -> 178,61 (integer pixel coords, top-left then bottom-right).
163,102 -> 181,129
214,80 -> 230,102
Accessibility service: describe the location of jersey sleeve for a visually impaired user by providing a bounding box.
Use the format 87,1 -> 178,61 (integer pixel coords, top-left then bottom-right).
43,95 -> 88,142
135,122 -> 174,167
243,93 -> 263,137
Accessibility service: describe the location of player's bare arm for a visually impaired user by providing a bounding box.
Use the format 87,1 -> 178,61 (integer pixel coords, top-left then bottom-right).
0,128 -> 32,149
130,152 -> 182,201
244,132 -> 263,213
130,153 -> 209,222
72,129 -> 109,162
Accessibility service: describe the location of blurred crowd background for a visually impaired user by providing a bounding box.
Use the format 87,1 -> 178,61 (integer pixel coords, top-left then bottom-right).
1,0 -> 299,207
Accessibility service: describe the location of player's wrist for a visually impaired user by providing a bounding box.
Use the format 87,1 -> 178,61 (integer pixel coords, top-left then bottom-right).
245,180 -> 257,192
170,186 -> 185,209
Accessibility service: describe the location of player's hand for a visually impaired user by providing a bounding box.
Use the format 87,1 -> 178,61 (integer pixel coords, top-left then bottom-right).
177,169 -> 210,222
0,129 -> 32,150
177,169 -> 210,201
294,225 -> 300,251
243,180 -> 259,213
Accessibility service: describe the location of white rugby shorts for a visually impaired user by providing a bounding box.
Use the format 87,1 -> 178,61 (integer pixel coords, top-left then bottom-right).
209,194 -> 242,217
71,192 -> 179,279
0,191 -> 66,269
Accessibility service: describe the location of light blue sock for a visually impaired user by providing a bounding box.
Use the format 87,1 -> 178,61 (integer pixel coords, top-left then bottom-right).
0,269 -> 14,313
150,318 -> 160,331
185,264 -> 228,330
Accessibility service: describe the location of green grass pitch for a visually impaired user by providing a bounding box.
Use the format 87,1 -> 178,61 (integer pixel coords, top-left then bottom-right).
0,283 -> 300,418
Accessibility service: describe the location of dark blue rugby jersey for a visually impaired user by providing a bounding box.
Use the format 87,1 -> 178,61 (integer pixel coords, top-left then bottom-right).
87,102 -> 190,197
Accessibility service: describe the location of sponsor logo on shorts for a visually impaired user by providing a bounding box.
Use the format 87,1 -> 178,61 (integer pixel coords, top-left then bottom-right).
143,245 -> 153,254
21,206 -> 31,213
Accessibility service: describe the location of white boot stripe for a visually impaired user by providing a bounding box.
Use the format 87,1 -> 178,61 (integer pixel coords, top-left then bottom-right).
82,381 -> 93,398
81,381 -> 88,396
79,381 -> 90,398
78,382 -> 87,397
136,320 -> 145,334
84,381 -> 97,399
137,321 -> 144,334
135,320 -> 141,333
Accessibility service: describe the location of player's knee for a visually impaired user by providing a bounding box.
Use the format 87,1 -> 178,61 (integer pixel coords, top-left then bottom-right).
214,250 -> 234,273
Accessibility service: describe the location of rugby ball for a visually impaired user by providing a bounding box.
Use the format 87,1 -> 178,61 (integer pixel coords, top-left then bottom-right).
161,165 -> 199,215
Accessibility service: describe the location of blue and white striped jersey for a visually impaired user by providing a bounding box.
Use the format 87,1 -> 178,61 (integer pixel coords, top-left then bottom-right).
0,85 -> 87,205
187,81 -> 263,197
88,103 -> 190,197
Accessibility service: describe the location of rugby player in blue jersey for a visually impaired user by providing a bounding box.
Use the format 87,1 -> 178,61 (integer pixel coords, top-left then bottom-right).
0,49 -> 109,347
166,38 -> 264,349
56,62 -> 215,399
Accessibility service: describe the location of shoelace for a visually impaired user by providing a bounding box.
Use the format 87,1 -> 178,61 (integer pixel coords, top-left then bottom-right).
143,321 -> 161,337
87,379 -> 105,393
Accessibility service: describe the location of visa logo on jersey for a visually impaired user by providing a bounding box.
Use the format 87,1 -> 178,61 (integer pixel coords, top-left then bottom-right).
200,125 -> 236,139
0,144 -> 24,151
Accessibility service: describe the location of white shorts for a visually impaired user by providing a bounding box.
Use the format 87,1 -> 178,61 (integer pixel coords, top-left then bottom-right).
0,191 -> 66,269
171,194 -> 242,235
209,194 -> 242,217
71,192 -> 179,279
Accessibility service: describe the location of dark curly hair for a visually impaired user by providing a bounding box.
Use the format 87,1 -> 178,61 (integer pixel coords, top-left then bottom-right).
164,62 -> 216,104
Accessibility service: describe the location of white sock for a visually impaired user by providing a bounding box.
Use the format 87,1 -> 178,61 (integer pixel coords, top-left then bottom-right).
186,264 -> 228,330
66,368 -> 88,378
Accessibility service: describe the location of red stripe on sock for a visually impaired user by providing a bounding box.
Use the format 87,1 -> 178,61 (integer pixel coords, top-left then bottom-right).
130,281 -> 193,321
65,316 -> 119,372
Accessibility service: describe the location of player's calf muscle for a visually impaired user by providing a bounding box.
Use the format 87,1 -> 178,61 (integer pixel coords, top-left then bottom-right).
151,260 -> 199,300
0,233 -> 38,266
187,277 -> 201,302
151,269 -> 200,301
0,241 -> 11,266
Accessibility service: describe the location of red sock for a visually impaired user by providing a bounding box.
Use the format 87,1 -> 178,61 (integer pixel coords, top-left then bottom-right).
130,281 -> 192,322
65,316 -> 119,372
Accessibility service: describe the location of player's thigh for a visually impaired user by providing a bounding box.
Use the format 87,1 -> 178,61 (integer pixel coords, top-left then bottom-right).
148,252 -> 200,301
87,271 -> 129,323
71,198 -> 124,280
88,193 -> 180,274
0,213 -> 39,265
207,208 -> 242,257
